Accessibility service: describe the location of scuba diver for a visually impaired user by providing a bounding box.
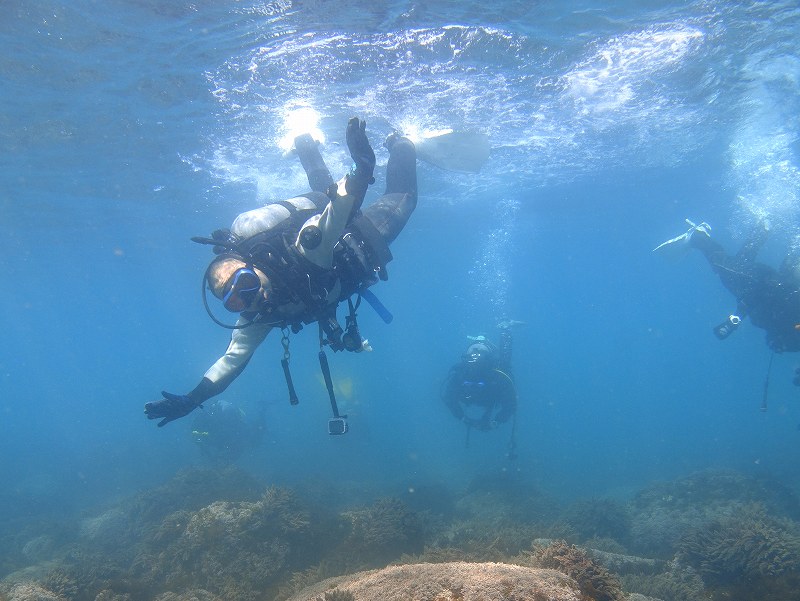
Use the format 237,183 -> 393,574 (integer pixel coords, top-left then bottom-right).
145,117 -> 420,434
654,219 -> 800,392
442,321 -> 523,433
654,219 -> 800,353
190,399 -> 265,462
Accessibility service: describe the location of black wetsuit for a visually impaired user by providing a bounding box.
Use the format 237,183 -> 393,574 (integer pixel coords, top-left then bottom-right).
442,331 -> 517,429
692,232 -> 800,352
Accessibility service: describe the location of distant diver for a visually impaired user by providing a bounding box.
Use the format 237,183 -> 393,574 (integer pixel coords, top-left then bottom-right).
441,320 -> 524,459
655,218 -> 800,386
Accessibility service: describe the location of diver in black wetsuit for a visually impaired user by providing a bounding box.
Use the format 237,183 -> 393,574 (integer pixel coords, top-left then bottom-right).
655,220 -> 800,375
442,322 -> 522,431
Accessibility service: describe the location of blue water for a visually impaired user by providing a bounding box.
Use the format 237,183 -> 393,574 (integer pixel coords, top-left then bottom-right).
1,0 -> 799,518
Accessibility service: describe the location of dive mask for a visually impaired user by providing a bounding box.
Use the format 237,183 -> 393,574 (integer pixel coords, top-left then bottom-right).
222,268 -> 261,312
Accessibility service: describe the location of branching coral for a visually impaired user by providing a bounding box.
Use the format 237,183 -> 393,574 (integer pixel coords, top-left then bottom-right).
529,540 -> 626,601
339,497 -> 425,568
40,551 -> 127,601
0,582 -> 64,601
620,558 -> 707,601
678,502 -> 800,583
430,517 -> 540,558
626,469 -> 784,558
42,568 -> 79,600
318,589 -> 355,601
20,466 -> 800,601
123,466 -> 262,527
131,486 -> 317,601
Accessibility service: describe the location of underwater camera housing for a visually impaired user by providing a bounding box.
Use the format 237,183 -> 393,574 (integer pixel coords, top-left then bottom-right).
328,416 -> 348,435
713,314 -> 741,340
342,320 -> 363,352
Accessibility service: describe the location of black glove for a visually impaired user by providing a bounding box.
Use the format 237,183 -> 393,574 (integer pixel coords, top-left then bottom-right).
145,391 -> 201,427
344,117 -> 375,199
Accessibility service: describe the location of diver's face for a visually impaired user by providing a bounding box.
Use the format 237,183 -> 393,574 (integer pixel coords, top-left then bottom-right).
247,269 -> 270,311
222,267 -> 269,313
465,351 -> 488,376
467,349 -> 486,364
243,269 -> 270,312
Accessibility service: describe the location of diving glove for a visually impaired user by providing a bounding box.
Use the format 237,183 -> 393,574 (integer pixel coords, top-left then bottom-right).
344,117 -> 375,200
145,391 -> 201,427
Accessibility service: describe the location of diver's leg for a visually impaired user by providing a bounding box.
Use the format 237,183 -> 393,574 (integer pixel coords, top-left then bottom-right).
362,193 -> 416,246
690,230 -> 726,266
736,226 -> 768,263
384,136 -> 417,199
694,234 -> 754,302
294,134 -> 333,193
362,137 -> 418,245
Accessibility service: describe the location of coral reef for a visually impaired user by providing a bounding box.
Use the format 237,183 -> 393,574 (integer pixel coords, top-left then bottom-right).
336,497 -> 426,569
431,517 -> 540,558
0,581 -> 64,601
318,589 -> 354,601
42,568 -> 79,600
283,561 -> 584,601
123,466 -> 262,527
134,486 -> 317,601
560,498 -> 631,544
621,558 -> 707,601
1,517 -> 77,578
0,466 -> 267,599
633,469 -> 776,511
527,540 -> 626,601
460,473 -> 561,525
627,504 -> 705,558
38,548 -> 131,601
20,537 -> 55,564
678,502 -> 800,596
151,592 -> 222,601
77,509 -> 131,555
629,469 -> 800,558
439,475 -> 558,559
93,592 -> 131,601
6,465 -> 800,601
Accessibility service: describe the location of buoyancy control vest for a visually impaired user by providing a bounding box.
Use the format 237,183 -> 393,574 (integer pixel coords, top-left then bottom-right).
194,191 -> 393,334
193,192 -> 398,432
